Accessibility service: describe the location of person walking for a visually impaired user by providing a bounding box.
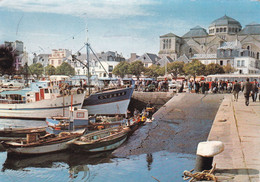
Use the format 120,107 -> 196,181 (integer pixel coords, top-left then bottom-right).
242,78 -> 253,106
251,79 -> 259,102
232,80 -> 241,102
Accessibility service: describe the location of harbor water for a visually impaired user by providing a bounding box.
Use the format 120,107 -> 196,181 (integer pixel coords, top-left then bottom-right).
0,118 -> 196,182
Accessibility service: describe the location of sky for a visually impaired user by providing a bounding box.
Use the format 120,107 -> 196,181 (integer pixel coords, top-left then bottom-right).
0,0 -> 260,59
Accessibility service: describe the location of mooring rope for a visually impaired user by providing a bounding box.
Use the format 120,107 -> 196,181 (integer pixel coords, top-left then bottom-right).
183,163 -> 217,182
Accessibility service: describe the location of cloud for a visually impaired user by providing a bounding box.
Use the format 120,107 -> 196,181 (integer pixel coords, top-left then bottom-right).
0,0 -> 158,19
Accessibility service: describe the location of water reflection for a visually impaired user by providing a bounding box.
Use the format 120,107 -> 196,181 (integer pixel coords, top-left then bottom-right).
2,151 -> 113,181
146,153 -> 153,171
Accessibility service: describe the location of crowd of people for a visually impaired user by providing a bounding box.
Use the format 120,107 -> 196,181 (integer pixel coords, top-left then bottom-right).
135,80 -> 169,92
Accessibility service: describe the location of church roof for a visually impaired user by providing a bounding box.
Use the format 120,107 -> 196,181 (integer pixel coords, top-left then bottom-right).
238,23 -> 260,35
176,54 -> 190,63
160,33 -> 179,38
182,26 -> 208,38
192,54 -> 217,59
209,15 -> 241,27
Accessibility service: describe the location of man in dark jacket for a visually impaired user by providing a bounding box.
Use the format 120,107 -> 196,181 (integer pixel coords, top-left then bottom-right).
232,80 -> 241,102
252,79 -> 259,102
242,78 -> 253,106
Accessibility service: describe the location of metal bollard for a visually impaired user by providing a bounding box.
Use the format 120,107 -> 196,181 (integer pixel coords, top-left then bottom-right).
194,141 -> 224,172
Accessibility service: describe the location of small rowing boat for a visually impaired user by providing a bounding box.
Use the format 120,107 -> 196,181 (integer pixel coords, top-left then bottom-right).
1,129 -> 86,155
71,126 -> 130,152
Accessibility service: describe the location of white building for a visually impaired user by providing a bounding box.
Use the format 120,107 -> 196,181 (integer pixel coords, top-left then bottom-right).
234,57 -> 260,74
72,51 -> 125,78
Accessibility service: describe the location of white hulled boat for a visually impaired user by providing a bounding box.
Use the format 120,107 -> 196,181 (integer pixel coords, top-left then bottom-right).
0,80 -> 85,119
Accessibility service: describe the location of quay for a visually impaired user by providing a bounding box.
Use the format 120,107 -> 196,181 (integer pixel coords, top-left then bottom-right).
115,91 -> 259,181
208,94 -> 260,181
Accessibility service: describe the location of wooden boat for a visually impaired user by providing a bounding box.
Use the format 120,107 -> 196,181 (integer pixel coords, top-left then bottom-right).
71,126 -> 130,152
0,127 -> 46,139
46,108 -> 96,135
1,129 -> 86,155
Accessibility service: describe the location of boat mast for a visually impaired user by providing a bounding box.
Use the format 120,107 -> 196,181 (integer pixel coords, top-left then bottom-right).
86,27 -> 91,96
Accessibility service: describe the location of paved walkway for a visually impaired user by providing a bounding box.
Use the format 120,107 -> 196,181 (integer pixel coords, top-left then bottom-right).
208,94 -> 260,182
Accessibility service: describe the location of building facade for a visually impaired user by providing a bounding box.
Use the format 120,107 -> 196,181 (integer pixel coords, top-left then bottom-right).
4,40 -> 24,71
49,49 -> 72,68
73,51 -> 125,78
159,15 -> 260,73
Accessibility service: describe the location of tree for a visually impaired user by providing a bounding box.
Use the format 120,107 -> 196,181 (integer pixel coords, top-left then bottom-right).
144,64 -> 164,78
223,63 -> 236,73
167,61 -> 185,80
56,62 -> 75,76
205,63 -> 224,75
128,61 -> 145,80
45,65 -> 56,76
112,61 -> 129,78
29,63 -> 44,79
183,60 -> 205,80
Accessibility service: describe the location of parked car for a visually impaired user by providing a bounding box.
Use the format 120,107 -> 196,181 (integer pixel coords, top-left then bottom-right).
168,80 -> 182,89
2,79 -> 25,88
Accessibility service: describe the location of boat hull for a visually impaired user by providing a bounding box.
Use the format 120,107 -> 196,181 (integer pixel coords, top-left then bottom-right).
82,87 -> 134,115
0,93 -> 85,119
72,130 -> 128,152
2,137 -> 77,155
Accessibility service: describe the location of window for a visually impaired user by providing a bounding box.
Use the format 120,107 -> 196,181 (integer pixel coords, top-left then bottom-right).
220,60 -> 223,65
109,73 -> 112,77
189,48 -> 192,53
257,52 -> 259,60
169,39 -> 171,49
220,28 -> 223,32
241,60 -> 245,66
58,60 -> 61,64
241,52 -> 244,56
103,73 -> 106,77
145,63 -> 148,67
108,65 -> 113,72
76,112 -> 85,118
51,60 -> 54,64
228,27 -> 231,32
237,60 -> 241,67
224,28 -> 226,32
216,28 -> 219,32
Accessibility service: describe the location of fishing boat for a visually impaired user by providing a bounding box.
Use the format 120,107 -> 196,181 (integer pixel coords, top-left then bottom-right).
82,84 -> 134,116
0,127 -> 46,139
0,79 -> 85,119
71,126 -> 130,152
71,42 -> 134,117
1,129 -> 86,155
46,107 -> 96,135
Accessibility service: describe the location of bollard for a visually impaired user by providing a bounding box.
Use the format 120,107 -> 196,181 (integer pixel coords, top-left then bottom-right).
194,141 -> 224,172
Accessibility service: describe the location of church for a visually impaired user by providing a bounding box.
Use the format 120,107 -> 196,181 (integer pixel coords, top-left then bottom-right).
158,15 -> 260,74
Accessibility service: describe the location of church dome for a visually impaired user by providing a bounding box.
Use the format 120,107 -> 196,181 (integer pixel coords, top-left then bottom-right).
182,26 -> 208,38
209,15 -> 241,28
238,22 -> 260,35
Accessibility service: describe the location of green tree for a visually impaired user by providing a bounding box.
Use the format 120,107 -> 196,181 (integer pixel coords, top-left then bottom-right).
223,63 -> 236,73
183,60 -> 205,80
56,62 -> 75,76
167,61 -> 185,80
112,61 -> 129,78
45,65 -> 56,76
205,63 -> 225,75
144,64 -> 163,78
128,61 -> 145,80
29,63 -> 44,79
